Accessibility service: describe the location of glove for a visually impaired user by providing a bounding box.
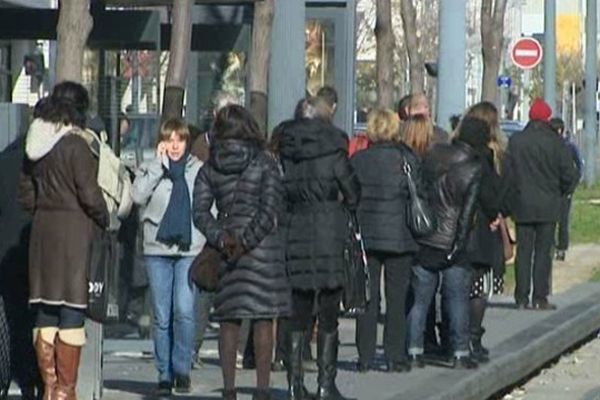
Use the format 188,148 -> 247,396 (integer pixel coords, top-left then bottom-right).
220,231 -> 246,263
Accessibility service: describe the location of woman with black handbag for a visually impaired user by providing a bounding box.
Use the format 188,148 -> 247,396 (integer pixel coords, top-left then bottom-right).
350,109 -> 423,373
193,105 -> 291,400
131,118 -> 204,396
277,97 -> 360,400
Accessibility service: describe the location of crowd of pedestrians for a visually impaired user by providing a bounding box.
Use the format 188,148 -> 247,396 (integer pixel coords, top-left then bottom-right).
0,80 -> 583,400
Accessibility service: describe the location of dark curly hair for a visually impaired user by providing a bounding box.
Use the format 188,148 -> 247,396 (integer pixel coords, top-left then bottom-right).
36,81 -> 89,128
213,105 -> 264,144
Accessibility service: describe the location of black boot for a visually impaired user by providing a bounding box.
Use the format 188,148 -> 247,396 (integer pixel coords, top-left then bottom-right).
470,327 -> 489,363
316,331 -> 351,400
286,331 -> 314,400
253,389 -> 272,400
223,389 -> 237,400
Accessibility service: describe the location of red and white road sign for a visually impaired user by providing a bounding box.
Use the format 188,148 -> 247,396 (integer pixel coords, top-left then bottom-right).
511,37 -> 543,69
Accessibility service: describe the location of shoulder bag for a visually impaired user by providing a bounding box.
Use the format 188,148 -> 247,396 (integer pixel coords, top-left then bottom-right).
402,155 -> 436,237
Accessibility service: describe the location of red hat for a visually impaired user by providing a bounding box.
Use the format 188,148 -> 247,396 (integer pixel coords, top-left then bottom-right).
529,98 -> 552,122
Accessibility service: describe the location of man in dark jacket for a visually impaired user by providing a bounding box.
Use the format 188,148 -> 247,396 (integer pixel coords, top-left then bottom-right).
407,117 -> 484,370
504,99 -> 579,310
549,117 -> 583,261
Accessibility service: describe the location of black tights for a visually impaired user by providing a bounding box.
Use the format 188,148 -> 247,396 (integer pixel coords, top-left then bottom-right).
219,319 -> 273,391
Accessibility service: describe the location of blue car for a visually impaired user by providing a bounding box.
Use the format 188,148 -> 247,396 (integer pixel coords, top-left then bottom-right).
500,120 -> 527,138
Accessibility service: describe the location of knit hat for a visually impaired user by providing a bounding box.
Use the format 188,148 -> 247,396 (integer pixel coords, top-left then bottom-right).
529,98 -> 552,122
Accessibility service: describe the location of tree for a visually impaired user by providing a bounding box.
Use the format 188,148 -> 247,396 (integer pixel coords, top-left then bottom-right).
248,0 -> 275,133
162,0 -> 193,119
375,0 -> 395,108
56,0 -> 93,83
480,0 -> 508,103
399,0 -> 424,94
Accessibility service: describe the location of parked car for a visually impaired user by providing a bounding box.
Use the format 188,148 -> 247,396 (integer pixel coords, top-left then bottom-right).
500,120 -> 527,138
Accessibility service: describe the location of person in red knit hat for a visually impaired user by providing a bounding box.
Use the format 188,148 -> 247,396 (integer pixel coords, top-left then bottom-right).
528,98 -> 553,122
502,97 -> 579,310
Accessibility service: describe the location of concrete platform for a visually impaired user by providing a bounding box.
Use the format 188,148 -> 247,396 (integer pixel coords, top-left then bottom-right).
8,283 -> 600,400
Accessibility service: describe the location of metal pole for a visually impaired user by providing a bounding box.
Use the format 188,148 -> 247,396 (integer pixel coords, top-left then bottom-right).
584,0 -> 597,186
436,0 -> 466,131
268,0 -> 306,132
543,0 -> 556,113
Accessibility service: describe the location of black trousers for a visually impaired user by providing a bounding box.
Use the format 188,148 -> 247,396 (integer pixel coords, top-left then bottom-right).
289,288 -> 342,334
356,252 -> 412,364
556,197 -> 572,251
514,223 -> 556,304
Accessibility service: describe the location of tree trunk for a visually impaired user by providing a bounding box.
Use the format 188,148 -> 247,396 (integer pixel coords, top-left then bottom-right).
162,0 -> 194,119
56,0 -> 93,84
375,0 -> 395,108
481,0 -> 508,103
399,0 -> 424,94
248,0 -> 275,134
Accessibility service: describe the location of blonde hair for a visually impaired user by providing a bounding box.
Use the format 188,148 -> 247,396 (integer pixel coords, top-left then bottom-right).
158,118 -> 190,146
401,114 -> 433,156
366,109 -> 400,143
465,102 -> 506,173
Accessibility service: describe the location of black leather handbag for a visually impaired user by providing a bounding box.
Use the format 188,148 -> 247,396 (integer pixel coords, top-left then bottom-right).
403,156 -> 436,237
342,213 -> 370,316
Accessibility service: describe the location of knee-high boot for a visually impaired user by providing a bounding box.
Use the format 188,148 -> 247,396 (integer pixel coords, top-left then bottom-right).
34,328 -> 58,400
316,331 -> 350,400
286,331 -> 314,400
54,329 -> 84,400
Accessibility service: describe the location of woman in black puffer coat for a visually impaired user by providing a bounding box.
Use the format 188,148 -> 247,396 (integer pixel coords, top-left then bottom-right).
350,109 -> 420,373
278,97 -> 360,400
193,105 -> 291,400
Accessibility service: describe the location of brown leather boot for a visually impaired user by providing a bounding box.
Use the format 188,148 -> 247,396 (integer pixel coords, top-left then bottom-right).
54,337 -> 82,400
35,334 -> 57,400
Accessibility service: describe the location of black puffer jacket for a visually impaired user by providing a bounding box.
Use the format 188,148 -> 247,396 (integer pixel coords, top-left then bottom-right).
418,141 -> 482,254
278,119 -> 360,290
193,139 -> 291,321
350,142 -> 420,254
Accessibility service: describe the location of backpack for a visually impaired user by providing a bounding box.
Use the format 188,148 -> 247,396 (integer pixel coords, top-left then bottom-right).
349,134 -> 370,157
73,128 -> 133,231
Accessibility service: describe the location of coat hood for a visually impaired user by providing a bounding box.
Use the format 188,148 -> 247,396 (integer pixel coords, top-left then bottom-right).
25,118 -> 75,161
278,119 -> 348,161
209,139 -> 260,174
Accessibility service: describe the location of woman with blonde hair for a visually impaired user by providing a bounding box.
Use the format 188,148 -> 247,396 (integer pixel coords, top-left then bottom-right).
351,109 -> 421,373
401,114 -> 434,157
461,101 -> 507,363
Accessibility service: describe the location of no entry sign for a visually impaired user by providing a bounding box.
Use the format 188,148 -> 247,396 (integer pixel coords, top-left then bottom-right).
511,37 -> 543,69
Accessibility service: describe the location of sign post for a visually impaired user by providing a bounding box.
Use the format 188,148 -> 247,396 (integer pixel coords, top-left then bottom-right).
511,37 -> 543,70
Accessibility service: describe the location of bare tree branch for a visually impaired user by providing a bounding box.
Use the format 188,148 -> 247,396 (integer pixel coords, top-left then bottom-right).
56,0 -> 93,84
399,0 -> 424,94
376,0 -> 395,108
162,0 -> 193,119
248,0 -> 274,134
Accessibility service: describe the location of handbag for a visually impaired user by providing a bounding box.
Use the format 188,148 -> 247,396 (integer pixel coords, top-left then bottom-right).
87,228 -> 120,323
189,157 -> 254,292
402,155 -> 436,237
498,217 -> 515,261
342,212 -> 371,316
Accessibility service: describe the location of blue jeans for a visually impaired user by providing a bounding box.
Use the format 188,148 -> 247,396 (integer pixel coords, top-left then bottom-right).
146,256 -> 197,382
407,265 -> 473,357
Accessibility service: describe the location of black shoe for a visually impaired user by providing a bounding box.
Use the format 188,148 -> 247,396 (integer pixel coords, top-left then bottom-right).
174,375 -> 191,393
287,331 -> 315,400
515,301 -> 530,310
409,354 -> 425,369
316,331 -> 352,400
470,327 -> 490,363
272,359 -> 285,372
532,300 -> 557,310
356,361 -> 371,373
556,250 -> 566,261
386,360 -> 411,373
156,381 -> 172,397
452,356 -> 478,369
223,389 -> 237,400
